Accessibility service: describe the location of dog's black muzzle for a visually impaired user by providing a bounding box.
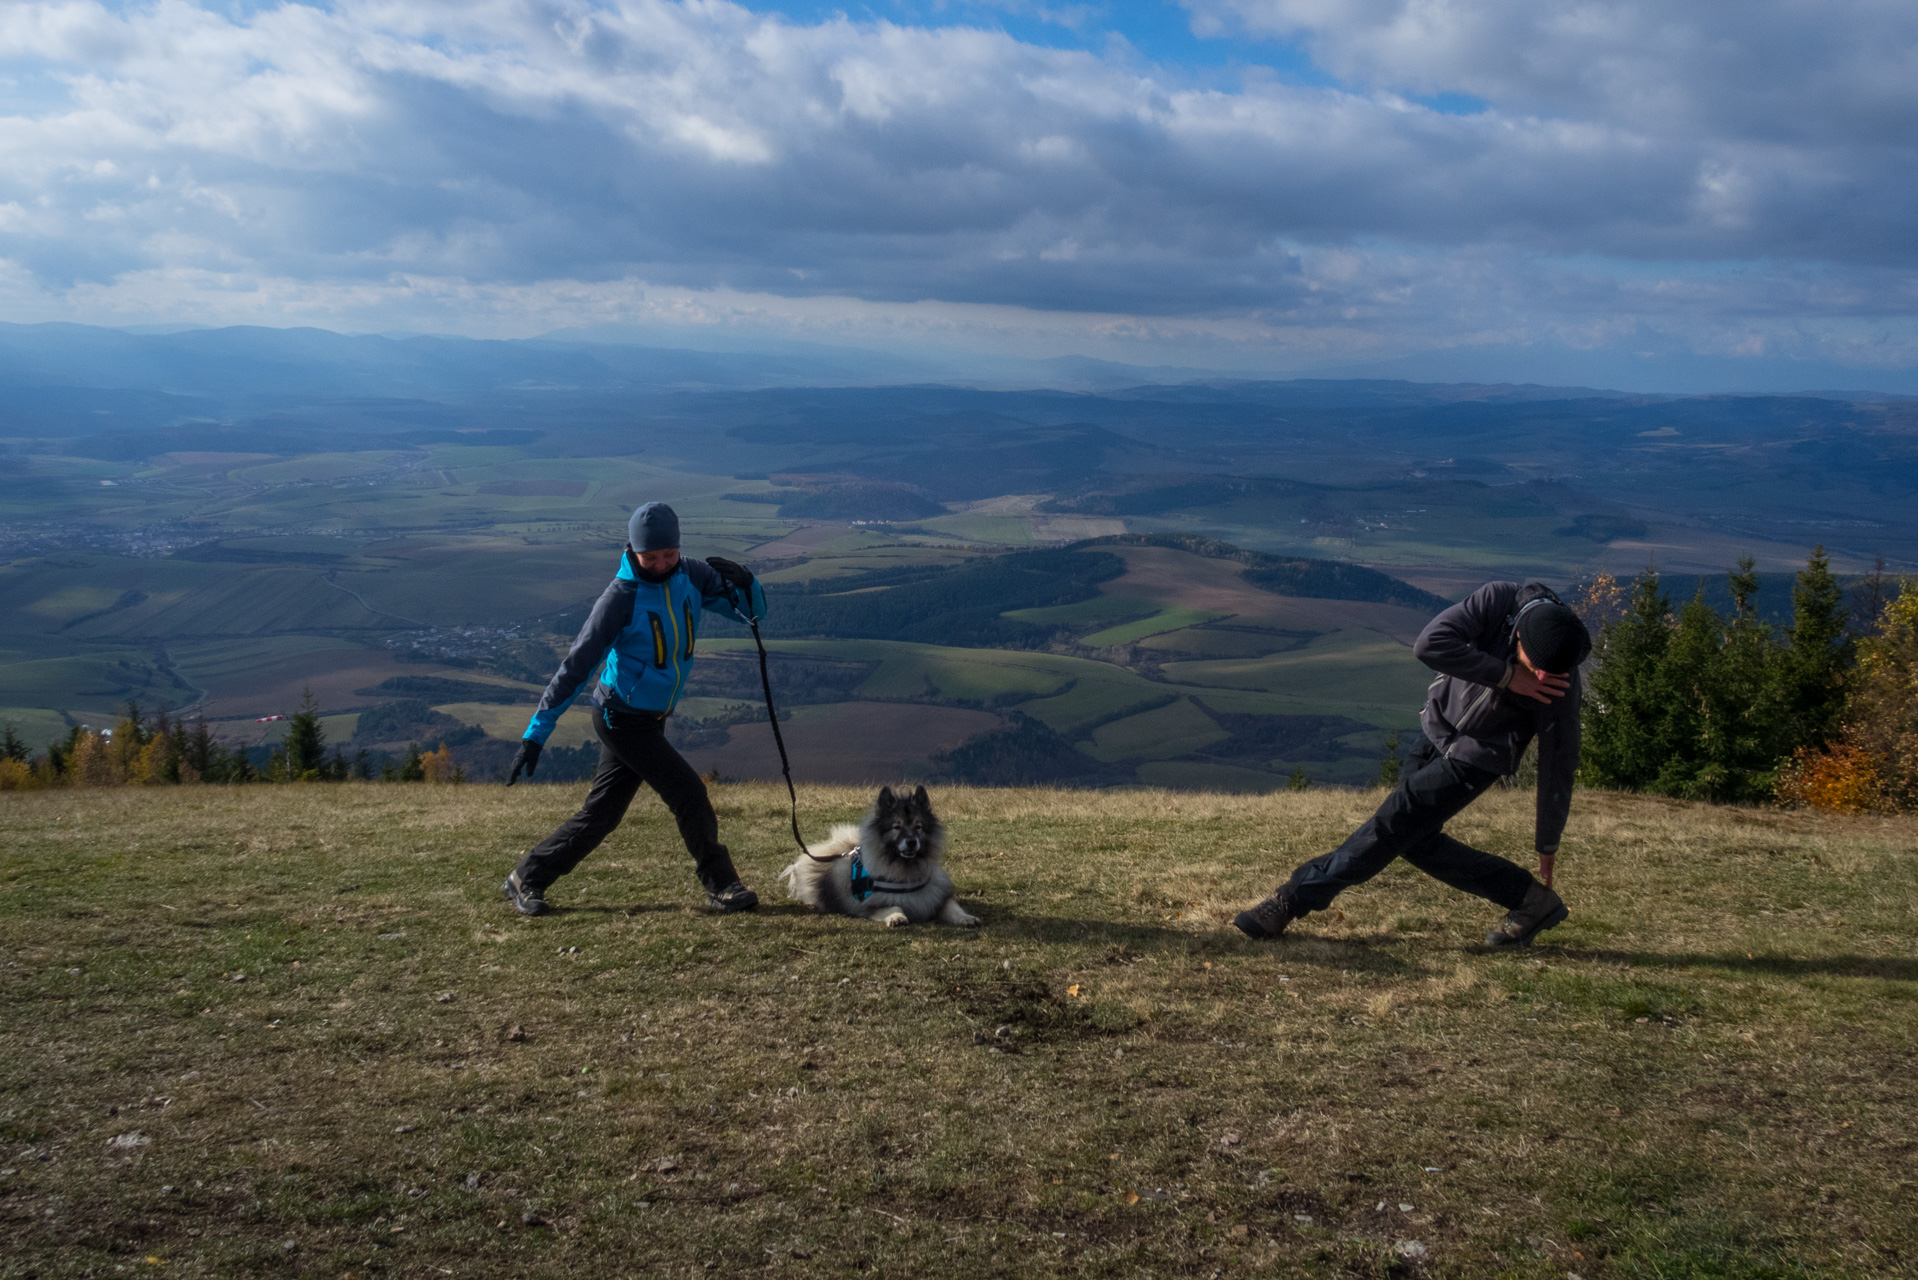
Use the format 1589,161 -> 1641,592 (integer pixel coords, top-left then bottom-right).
892,837 -> 925,859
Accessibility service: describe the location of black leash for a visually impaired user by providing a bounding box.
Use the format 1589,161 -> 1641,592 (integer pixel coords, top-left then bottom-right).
710,562 -> 838,864
743,615 -> 828,861
709,575 -> 829,863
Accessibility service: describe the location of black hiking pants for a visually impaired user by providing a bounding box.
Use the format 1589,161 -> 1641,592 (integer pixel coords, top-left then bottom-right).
1281,734 -> 1534,915
515,706 -> 738,893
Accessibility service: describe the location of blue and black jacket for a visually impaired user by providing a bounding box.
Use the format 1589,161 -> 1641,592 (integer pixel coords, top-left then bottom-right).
521,551 -> 767,745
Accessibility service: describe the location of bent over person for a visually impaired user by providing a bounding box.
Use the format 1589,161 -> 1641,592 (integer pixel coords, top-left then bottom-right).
1234,580 -> 1591,948
500,502 -> 767,917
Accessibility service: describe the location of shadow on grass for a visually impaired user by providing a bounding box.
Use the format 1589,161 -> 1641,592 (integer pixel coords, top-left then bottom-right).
972,910 -> 1426,973
1550,945 -> 1918,981
555,901 -> 825,918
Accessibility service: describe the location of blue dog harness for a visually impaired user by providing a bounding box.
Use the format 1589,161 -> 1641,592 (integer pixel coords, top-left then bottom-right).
845,847 -> 931,902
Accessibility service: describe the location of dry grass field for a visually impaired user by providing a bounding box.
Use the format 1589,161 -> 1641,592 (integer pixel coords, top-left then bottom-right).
2,782 -> 1915,1279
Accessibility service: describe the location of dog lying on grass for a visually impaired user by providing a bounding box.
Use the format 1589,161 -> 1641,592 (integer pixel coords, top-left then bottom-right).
778,785 -> 980,928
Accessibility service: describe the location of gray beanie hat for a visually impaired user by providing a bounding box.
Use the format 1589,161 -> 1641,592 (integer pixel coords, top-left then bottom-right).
628,502 -> 680,552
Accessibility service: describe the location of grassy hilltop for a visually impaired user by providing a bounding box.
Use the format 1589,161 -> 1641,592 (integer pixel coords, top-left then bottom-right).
3,784 -> 1915,1278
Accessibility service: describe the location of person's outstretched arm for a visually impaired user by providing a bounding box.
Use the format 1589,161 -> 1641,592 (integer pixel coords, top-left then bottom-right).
521,577 -> 631,747
691,556 -> 766,624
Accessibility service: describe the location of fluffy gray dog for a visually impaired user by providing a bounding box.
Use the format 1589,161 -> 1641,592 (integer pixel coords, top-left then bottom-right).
778,785 -> 979,928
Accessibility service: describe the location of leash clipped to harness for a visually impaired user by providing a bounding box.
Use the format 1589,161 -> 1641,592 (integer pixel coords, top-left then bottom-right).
844,846 -> 933,901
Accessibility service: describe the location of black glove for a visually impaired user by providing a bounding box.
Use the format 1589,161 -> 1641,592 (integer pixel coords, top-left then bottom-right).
704,556 -> 755,592
507,739 -> 542,786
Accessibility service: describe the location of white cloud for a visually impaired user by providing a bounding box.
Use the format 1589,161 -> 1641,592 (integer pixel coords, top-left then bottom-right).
0,0 -> 1912,378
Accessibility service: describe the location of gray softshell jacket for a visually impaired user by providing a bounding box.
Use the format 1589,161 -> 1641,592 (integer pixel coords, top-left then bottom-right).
1414,580 -> 1582,855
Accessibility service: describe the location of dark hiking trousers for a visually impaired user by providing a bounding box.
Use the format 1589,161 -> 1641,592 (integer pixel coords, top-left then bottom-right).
1281,735 -> 1533,915
514,706 -> 738,893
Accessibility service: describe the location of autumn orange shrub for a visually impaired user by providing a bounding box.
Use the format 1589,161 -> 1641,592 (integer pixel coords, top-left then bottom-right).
1774,742 -> 1884,812
70,731 -> 126,787
420,742 -> 463,784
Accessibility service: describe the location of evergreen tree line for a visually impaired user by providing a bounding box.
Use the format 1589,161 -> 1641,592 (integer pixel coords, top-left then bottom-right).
1577,547 -> 1915,809
0,690 -> 464,790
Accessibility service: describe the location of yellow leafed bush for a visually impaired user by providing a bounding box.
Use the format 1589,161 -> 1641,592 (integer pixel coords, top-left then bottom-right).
70,732 -> 125,787
1778,583 -> 1918,813
420,742 -> 462,784
133,736 -> 175,785
1775,742 -> 1884,813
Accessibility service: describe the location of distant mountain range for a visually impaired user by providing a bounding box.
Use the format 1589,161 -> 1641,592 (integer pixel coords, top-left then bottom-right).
0,318 -> 1647,410
5,319 -> 1917,572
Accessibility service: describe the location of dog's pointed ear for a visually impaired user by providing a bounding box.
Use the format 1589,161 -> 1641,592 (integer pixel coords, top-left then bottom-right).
876,785 -> 895,811
912,784 -> 930,809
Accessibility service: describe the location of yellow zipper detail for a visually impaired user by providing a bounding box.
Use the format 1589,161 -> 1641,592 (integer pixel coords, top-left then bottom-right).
662,581 -> 685,712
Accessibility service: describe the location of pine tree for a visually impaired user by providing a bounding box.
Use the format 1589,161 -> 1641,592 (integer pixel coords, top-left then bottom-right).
0,723 -> 25,763
1377,731 -> 1401,788
1774,546 -> 1853,753
1581,566 -> 1672,789
1649,590 -> 1719,797
1849,557 -> 1890,637
111,700 -> 150,775
1286,764 -> 1310,791
47,725 -> 84,780
166,717 -> 191,783
284,687 -> 327,780
398,743 -> 426,782
185,716 -> 218,781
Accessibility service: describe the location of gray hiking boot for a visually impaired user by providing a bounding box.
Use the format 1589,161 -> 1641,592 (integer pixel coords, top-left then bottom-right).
1484,882 -> 1568,948
706,881 -> 758,914
695,849 -> 757,914
1233,888 -> 1299,941
501,869 -> 549,917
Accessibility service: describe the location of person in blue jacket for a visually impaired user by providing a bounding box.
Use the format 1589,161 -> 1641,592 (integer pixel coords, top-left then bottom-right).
500,502 -> 767,917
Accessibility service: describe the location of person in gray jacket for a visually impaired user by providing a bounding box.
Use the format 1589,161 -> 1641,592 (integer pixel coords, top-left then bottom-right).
1234,580 -> 1591,948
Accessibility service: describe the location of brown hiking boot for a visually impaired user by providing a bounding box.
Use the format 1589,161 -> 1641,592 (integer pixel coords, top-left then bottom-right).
1233,888 -> 1299,941
1484,882 -> 1568,948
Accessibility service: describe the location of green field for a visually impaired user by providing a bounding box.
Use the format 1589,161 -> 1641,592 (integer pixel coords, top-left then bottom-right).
1079,607 -> 1223,648
1139,625 -> 1316,658
1082,697 -> 1229,763
434,702 -> 597,751
1159,630 -> 1435,722
1002,595 -> 1160,629
2,784 -> 1913,1277
0,705 -> 88,748
918,514 -> 1041,546
0,650 -> 198,713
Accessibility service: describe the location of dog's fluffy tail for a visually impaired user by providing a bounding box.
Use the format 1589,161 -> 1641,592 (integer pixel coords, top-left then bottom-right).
776,824 -> 862,905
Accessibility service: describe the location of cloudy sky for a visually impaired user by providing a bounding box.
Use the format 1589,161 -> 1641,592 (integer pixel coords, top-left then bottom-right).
3,0 -> 1917,389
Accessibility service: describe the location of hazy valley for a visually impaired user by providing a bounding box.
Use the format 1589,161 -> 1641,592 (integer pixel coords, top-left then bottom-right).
5,322 -> 1915,790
